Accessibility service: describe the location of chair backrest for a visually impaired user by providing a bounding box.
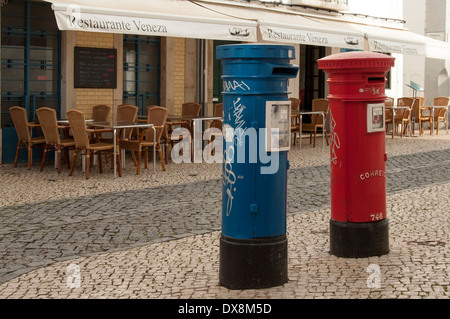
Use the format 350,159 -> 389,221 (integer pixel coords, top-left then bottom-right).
181,102 -> 201,117
117,104 -> 138,122
290,98 -> 300,112
311,99 -> 329,125
117,104 -> 138,139
397,97 -> 414,107
434,96 -> 450,106
36,107 -> 60,144
9,106 -> 30,142
416,97 -> 426,108
145,106 -> 168,142
92,105 -> 111,121
385,97 -> 394,119
397,97 -> 414,120
211,103 -> 223,130
433,97 -> 450,118
214,103 -> 223,117
67,110 -> 89,149
385,97 -> 394,107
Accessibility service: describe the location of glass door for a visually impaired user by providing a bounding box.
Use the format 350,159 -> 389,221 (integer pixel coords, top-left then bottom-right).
1,0 -> 61,163
304,45 -> 325,112
123,35 -> 160,117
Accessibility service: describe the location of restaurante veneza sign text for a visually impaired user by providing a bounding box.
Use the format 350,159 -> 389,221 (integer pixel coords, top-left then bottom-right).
68,14 -> 168,34
53,5 -> 258,41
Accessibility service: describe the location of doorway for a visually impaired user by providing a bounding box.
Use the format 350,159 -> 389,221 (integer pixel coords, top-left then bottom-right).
1,0 -> 61,163
123,35 -> 161,117
303,45 -> 325,111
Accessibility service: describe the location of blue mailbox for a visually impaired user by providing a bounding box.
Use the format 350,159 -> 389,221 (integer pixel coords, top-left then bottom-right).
216,44 -> 299,289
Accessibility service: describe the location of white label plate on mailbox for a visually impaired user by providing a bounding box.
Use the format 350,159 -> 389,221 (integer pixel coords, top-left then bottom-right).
266,101 -> 291,152
367,103 -> 385,133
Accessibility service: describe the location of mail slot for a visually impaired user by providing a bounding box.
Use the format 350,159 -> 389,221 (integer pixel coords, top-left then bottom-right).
318,51 -> 395,258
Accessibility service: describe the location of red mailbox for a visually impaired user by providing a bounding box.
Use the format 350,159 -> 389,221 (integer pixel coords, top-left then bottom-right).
318,51 -> 395,258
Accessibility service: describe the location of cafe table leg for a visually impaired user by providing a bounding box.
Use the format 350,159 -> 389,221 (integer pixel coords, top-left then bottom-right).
446,107 -> 449,134
153,127 -> 156,173
392,110 -> 395,139
321,112 -> 325,147
299,114 -> 303,149
113,128 -> 117,178
193,119 -> 202,163
82,154 -> 86,173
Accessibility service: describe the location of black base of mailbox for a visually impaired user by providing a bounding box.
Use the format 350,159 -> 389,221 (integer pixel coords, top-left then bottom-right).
219,234 -> 288,290
329,219 -> 389,258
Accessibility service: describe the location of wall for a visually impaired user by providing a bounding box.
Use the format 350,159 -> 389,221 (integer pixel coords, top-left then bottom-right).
161,37 -> 191,116
61,31 -> 123,120
63,32 -> 190,118
347,0 -> 405,99
173,37 -> 186,115
403,0 -> 426,99
75,32 -> 116,119
425,0 -> 450,102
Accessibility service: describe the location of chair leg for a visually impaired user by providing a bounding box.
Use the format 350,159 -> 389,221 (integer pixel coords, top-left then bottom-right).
65,148 -> 71,169
165,143 -> 169,164
158,143 -> 166,171
144,150 -> 148,169
313,128 -> 317,148
40,145 -> 48,171
117,152 -> 122,177
324,129 -> 329,146
69,151 -> 78,176
57,145 -> 62,174
136,149 -> 142,174
98,151 -> 103,173
13,141 -> 22,167
27,142 -> 32,170
85,152 -> 90,179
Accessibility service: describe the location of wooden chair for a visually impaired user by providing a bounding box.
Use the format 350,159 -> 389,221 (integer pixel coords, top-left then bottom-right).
301,99 -> 329,148
92,104 -> 111,121
395,97 -> 414,137
36,107 -> 75,173
143,105 -> 171,164
100,104 -> 138,165
384,97 -> 394,134
119,106 -> 168,174
166,102 -> 201,159
67,109 -> 121,179
90,104 -> 112,141
9,106 -> 45,169
205,103 -> 223,157
168,102 -> 201,134
431,97 -> 449,134
116,104 -> 138,136
290,98 -> 301,146
410,97 -> 430,136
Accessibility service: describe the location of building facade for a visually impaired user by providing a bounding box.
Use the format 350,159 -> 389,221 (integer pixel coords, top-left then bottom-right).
1,0 -> 449,163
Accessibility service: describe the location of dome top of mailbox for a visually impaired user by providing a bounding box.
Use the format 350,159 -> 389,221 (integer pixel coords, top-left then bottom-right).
318,51 -> 395,71
216,44 -> 295,60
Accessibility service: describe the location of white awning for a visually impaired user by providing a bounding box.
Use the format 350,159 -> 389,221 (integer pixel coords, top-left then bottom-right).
192,0 -> 365,50
305,14 -> 450,59
46,0 -> 257,42
258,17 -> 364,50
353,23 -> 450,60
46,0 -> 450,60
196,0 -> 450,60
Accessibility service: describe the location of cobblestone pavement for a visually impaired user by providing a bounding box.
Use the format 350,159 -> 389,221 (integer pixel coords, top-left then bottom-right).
0,134 -> 449,299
